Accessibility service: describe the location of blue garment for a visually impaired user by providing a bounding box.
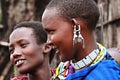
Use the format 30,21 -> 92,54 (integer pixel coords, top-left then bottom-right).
65,55 -> 120,80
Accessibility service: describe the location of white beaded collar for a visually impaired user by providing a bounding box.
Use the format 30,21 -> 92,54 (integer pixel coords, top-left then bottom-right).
70,49 -> 99,70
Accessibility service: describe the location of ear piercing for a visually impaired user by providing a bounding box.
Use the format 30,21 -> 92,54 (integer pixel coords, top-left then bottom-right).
72,19 -> 85,48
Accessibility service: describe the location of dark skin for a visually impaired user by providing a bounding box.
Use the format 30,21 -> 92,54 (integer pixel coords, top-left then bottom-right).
108,48 -> 120,65
9,27 -> 51,80
42,8 -> 97,62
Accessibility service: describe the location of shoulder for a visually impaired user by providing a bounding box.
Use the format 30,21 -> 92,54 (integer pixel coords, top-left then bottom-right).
107,48 -> 120,64
86,60 -> 120,80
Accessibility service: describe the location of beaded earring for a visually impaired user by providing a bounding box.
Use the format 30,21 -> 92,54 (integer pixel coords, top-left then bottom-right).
72,19 -> 85,48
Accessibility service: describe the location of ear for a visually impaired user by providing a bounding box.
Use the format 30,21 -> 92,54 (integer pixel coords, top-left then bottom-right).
43,43 -> 52,54
72,18 -> 79,25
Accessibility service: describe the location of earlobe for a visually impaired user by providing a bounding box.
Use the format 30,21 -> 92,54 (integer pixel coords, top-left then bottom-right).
43,44 -> 52,54
72,18 -> 85,48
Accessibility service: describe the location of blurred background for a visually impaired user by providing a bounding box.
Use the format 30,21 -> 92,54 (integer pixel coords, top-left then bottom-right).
0,0 -> 120,80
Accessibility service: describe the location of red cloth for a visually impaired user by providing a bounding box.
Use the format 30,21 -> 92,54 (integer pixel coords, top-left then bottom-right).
11,75 -> 28,80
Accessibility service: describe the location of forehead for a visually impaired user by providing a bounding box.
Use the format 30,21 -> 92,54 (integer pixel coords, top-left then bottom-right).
9,27 -> 34,44
42,8 -> 59,21
42,8 -> 62,27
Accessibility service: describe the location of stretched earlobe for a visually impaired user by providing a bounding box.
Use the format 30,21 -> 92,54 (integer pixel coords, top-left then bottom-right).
72,19 -> 85,48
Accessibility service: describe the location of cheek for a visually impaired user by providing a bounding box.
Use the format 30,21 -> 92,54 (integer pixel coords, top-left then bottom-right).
23,46 -> 37,56
10,54 -> 14,64
26,47 -> 44,62
53,32 -> 63,42
29,53 -> 44,67
52,37 -> 61,47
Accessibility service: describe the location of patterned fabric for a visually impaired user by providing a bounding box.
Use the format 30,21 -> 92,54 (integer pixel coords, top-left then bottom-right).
11,75 -> 28,80
52,61 -> 75,80
53,43 -> 120,80
53,43 -> 106,79
65,57 -> 120,80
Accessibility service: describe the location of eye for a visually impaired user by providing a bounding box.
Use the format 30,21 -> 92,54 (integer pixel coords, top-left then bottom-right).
20,43 -> 28,48
48,30 -> 55,35
9,48 -> 14,54
45,29 -> 55,35
49,30 -> 54,34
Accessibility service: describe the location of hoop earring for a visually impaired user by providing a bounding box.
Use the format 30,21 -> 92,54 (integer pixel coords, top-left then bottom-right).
72,19 -> 85,48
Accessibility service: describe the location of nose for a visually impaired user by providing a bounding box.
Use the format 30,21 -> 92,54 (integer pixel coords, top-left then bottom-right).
10,48 -> 22,64
47,38 -> 52,44
47,35 -> 53,44
11,48 -> 22,59
47,35 -> 55,48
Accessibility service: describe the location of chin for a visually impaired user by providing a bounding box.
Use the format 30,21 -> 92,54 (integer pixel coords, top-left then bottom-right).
17,66 -> 31,74
18,70 -> 26,74
18,69 -> 28,74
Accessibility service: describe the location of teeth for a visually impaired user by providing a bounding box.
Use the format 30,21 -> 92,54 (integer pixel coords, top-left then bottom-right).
16,60 -> 24,65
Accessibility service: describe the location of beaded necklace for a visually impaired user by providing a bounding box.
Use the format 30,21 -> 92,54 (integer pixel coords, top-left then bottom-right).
70,48 -> 99,70
70,43 -> 106,70
52,61 -> 74,80
52,43 -> 107,80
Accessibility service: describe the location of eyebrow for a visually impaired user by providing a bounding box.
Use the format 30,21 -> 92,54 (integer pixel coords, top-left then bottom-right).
9,39 -> 26,48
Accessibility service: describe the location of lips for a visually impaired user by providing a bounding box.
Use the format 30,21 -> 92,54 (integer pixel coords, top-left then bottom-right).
15,59 -> 25,67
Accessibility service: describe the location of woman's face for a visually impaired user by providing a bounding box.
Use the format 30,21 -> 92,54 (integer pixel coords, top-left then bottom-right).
42,8 -> 75,62
9,27 -> 44,74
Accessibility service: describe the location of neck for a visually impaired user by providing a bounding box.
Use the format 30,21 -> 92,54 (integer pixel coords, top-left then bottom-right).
29,57 -> 51,80
75,31 -> 97,61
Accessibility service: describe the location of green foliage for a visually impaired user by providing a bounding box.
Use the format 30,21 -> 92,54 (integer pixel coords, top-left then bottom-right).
14,66 -> 20,77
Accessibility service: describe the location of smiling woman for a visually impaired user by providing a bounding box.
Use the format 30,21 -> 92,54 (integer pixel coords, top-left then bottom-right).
42,0 -> 120,79
9,21 -> 52,80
